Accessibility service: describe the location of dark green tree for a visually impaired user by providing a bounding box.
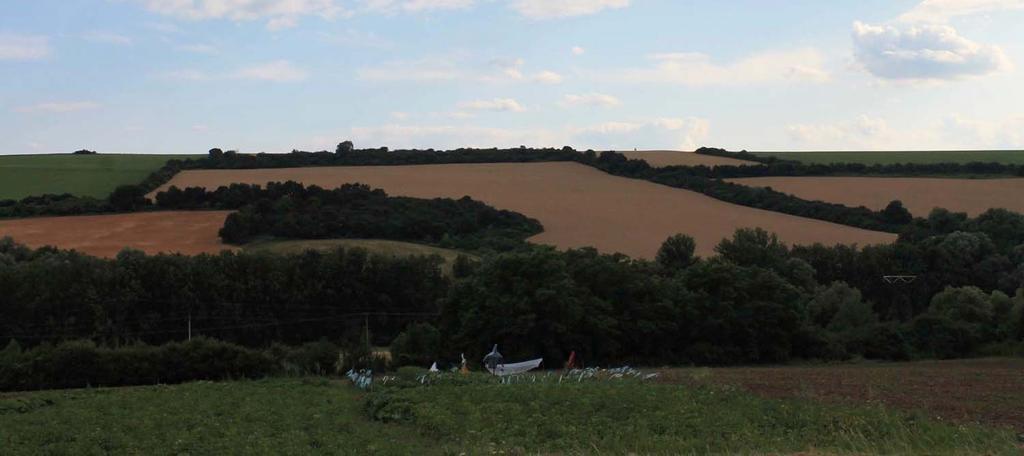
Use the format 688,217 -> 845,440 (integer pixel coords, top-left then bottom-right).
656,234 -> 697,271
336,141 -> 354,154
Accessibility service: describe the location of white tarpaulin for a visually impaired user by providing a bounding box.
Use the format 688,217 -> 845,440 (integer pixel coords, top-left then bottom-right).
486,358 -> 543,376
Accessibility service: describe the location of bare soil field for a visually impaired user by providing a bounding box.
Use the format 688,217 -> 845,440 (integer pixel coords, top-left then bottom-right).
0,211 -> 234,258
729,176 -> 1024,216
620,150 -> 754,167
662,358 -> 1024,433
152,162 -> 895,258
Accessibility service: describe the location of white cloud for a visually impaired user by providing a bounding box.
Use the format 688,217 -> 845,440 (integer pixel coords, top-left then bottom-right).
560,93 -> 621,108
176,43 -> 218,54
83,31 -> 133,45
851,21 -> 1010,80
785,114 -> 1024,149
135,0 -> 348,30
359,55 -> 561,84
163,69 -> 210,81
0,33 -> 51,61
357,57 -> 465,82
267,16 -> 299,30
458,98 -> 526,112
532,70 -> 564,84
232,60 -> 308,81
787,115 -> 890,148
329,124 -> 562,149
15,101 -> 101,114
510,0 -> 629,19
319,29 -> 393,49
613,48 -> 830,86
899,0 -> 1024,23
164,60 -> 307,82
939,114 -> 1024,147
146,22 -> 183,34
360,0 -> 474,14
572,117 -> 710,150
572,46 -> 586,56
307,116 -> 708,151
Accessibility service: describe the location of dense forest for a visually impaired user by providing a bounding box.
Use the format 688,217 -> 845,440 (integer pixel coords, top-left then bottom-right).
2,203 -> 1022,389
153,181 -> 541,250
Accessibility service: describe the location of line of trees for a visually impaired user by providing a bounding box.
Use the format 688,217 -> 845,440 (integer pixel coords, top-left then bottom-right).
694,147 -> 1024,176
0,239 -> 450,349
0,337 -> 370,391
585,150 -> 914,232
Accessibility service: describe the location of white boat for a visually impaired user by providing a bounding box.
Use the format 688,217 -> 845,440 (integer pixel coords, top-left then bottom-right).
482,345 -> 543,376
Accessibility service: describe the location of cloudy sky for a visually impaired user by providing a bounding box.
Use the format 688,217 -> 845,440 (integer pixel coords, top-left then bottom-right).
1,0 -> 1022,154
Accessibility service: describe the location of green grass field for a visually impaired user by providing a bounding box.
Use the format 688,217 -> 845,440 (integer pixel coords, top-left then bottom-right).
752,150 -> 1024,165
246,239 -> 473,274
1,376 -> 1017,455
0,154 -> 195,201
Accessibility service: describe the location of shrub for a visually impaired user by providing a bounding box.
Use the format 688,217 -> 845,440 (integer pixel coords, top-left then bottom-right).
270,340 -> 340,376
909,315 -> 978,359
857,322 -> 911,361
0,337 -> 276,392
390,323 -> 442,368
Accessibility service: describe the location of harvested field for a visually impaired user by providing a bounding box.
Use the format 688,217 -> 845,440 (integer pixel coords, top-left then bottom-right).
153,162 -> 895,258
729,176 -> 1024,216
661,358 -> 1024,433
0,211 -> 234,258
620,150 -> 754,167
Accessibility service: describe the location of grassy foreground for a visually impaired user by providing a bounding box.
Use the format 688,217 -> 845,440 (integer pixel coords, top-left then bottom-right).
0,154 -> 194,200
752,150 -> 1024,165
1,376 -> 1018,455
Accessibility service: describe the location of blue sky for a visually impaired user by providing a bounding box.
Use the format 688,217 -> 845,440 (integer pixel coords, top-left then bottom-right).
1,0 -> 1022,154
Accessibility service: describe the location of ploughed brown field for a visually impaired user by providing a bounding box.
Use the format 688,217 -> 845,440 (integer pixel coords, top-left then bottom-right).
661,358 -> 1024,433
0,211 -> 234,258
620,150 -> 754,167
729,176 -> 1024,216
148,162 -> 895,258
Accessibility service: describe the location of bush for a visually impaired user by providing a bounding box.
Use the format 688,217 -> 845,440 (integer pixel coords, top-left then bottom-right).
108,185 -> 150,211
855,322 -> 911,361
909,315 -> 978,359
390,323 -> 441,368
0,337 -> 276,392
269,340 -> 340,376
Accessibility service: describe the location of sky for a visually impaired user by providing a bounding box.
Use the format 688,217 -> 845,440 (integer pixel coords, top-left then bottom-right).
1,0 -> 1023,154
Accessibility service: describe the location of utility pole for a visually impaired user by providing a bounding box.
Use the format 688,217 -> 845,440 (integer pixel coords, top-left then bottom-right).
188,310 -> 192,341
364,313 -> 370,349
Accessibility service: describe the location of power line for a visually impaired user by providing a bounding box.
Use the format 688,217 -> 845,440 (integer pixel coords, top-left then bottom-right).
0,311 -> 440,340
